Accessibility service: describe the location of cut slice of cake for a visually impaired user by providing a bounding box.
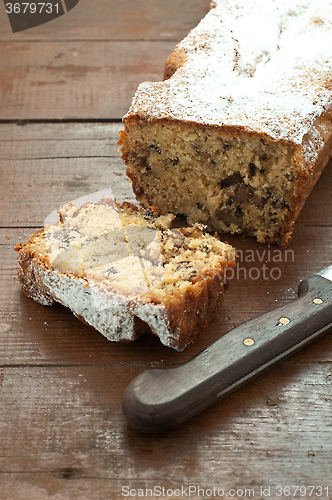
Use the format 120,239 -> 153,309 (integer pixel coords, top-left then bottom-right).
15,199 -> 236,350
119,0 -> 332,247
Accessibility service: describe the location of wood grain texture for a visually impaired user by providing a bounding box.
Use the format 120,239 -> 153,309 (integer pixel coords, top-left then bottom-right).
0,40 -> 177,120
0,0 -> 211,41
0,0 -> 211,120
1,0 -> 332,496
0,364 -> 331,493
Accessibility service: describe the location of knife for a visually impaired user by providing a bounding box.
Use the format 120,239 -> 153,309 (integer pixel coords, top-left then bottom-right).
122,265 -> 332,433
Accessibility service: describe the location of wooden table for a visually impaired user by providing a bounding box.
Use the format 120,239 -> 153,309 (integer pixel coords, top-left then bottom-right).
1,2 -> 332,498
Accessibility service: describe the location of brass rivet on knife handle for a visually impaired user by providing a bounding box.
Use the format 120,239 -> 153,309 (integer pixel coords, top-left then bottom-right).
279,317 -> 290,325
313,298 -> 323,304
244,338 -> 255,346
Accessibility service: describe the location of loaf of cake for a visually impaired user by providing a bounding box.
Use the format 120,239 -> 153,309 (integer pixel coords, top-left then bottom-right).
119,0 -> 332,247
15,199 -> 236,350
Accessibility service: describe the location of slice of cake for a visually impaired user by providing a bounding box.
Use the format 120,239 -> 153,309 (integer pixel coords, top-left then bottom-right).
119,0 -> 332,247
15,199 -> 236,350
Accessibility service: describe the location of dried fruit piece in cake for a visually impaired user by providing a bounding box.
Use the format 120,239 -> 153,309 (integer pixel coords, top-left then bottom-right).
119,0 -> 332,247
15,199 -> 236,350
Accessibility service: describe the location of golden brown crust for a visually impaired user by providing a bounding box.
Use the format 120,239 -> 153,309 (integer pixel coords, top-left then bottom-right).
15,235 -> 55,306
166,274 -> 225,350
277,112 -> 332,247
153,254 -> 235,350
163,49 -> 188,80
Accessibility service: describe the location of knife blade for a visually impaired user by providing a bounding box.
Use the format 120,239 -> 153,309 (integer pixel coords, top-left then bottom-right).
122,265 -> 332,433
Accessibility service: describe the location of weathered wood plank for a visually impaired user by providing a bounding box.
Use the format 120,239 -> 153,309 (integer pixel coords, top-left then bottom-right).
0,156 -> 136,226
0,40 -> 176,120
0,363 -> 331,492
0,122 -> 119,141
0,0 -> 331,496
0,122 -> 121,159
0,123 -> 133,226
0,0 -> 211,41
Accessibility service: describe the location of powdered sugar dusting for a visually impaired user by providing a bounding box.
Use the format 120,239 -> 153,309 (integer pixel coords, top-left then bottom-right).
125,0 -> 332,158
29,258 -> 173,347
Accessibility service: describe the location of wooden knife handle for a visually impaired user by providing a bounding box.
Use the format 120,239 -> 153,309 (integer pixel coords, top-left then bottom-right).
122,274 -> 332,433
